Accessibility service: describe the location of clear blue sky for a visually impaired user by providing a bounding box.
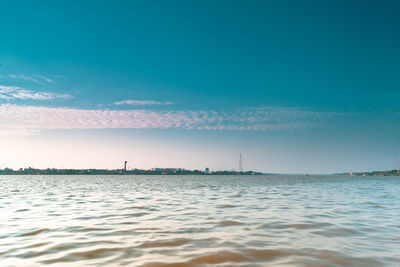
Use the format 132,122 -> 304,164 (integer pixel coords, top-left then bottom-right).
0,0 -> 399,173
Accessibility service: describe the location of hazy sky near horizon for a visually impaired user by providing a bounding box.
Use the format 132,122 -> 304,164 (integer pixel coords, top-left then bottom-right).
1,0 -> 400,173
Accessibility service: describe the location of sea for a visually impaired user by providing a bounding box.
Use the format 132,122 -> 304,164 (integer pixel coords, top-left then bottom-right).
1,175 -> 399,266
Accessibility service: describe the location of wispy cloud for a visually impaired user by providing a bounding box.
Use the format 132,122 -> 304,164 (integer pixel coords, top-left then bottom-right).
0,104 -> 349,135
0,85 -> 72,101
114,99 -> 174,105
7,74 -> 56,84
8,74 -> 38,83
35,75 -> 56,84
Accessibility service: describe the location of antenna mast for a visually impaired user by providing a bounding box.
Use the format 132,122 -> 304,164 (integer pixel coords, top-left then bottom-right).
239,153 -> 243,172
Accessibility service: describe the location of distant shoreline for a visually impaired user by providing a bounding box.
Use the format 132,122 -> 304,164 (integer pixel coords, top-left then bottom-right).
0,168 -> 267,176
0,168 -> 399,176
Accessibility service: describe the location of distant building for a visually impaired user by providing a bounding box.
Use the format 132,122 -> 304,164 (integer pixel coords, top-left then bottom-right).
205,168 -> 210,174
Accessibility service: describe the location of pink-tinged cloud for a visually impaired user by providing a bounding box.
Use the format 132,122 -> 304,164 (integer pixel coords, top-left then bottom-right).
0,104 -> 348,135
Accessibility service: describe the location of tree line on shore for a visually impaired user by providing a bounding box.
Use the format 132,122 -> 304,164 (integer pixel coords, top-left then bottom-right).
0,167 -> 264,175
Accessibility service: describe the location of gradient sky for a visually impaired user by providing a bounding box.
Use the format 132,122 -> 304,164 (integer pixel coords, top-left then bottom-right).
1,0 -> 400,173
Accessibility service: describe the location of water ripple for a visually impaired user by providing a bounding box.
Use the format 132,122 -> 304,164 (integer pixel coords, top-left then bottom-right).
0,175 -> 399,266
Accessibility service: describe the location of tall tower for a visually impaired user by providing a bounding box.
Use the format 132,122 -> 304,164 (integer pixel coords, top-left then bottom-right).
395,151 -> 400,175
239,153 -> 243,172
124,161 -> 127,172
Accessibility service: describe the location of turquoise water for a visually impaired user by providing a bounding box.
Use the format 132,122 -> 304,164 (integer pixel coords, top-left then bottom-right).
1,175 -> 399,266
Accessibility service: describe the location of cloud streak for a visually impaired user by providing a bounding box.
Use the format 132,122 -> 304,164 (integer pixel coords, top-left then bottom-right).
0,85 -> 72,101
35,75 -> 56,84
0,104 -> 349,135
7,74 -> 56,84
8,74 -> 39,83
114,99 -> 174,105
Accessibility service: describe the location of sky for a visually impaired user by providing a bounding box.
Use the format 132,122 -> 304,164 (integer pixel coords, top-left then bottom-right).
0,0 -> 400,173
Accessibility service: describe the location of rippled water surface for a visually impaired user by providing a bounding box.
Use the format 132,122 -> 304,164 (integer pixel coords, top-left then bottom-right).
1,175 -> 400,266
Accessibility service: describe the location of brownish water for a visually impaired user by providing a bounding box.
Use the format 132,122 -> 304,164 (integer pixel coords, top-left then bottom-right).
1,175 -> 400,266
